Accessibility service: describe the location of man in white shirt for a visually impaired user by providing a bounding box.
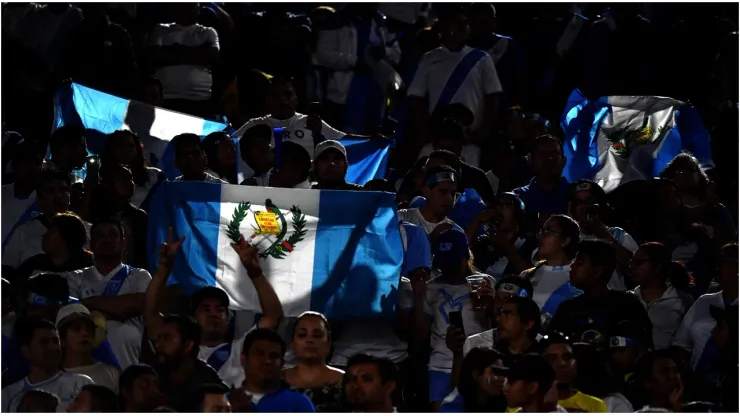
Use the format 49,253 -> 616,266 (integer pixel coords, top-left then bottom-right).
147,4 -> 219,117
234,78 -> 347,179
2,139 -> 43,244
408,7 -> 501,148
66,218 -> 153,369
397,165 -> 459,235
145,227 -> 283,388
3,170 -> 73,270
2,319 -> 93,412
172,133 -> 227,183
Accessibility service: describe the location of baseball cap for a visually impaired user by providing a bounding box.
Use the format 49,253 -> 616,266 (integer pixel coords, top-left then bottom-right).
56,303 -> 108,348
492,353 -> 555,389
569,179 -> 607,205
25,274 -> 69,306
432,227 -> 469,271
495,276 -> 533,299
314,140 -> 346,160
191,286 -> 230,312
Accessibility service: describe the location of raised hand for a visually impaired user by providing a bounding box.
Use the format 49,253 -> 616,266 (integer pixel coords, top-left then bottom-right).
231,234 -> 263,278
158,227 -> 185,266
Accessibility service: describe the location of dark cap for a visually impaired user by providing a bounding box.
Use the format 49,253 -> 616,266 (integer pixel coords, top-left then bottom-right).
569,179 -> 607,205
191,286 -> 229,312
25,274 -> 69,306
432,227 -> 468,271
492,353 -> 555,389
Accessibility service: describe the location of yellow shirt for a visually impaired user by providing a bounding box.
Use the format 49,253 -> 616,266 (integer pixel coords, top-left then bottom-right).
506,391 -> 608,413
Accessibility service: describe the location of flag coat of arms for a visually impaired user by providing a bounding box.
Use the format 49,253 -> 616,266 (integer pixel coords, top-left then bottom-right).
147,182 -> 404,319
561,89 -> 714,192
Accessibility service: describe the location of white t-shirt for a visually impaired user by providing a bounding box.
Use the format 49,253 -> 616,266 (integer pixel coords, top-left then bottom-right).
66,264 -> 152,369
149,23 -> 219,100
672,291 -> 738,369
604,393 -> 634,413
408,46 -> 502,130
425,274 -> 495,372
234,113 -> 346,179
580,227 -> 638,291
331,278 -> 413,367
130,167 -> 164,208
1,185 -> 36,243
397,208 -> 457,236
631,286 -> 692,350
198,326 -> 254,388
2,216 -> 91,269
65,362 -> 120,393
520,265 -> 581,319
1,371 -> 93,412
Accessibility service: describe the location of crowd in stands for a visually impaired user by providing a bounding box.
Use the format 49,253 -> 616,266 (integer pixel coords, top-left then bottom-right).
1,2 -> 738,413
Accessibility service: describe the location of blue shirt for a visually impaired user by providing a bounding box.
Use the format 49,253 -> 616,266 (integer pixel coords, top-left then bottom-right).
513,177 -> 570,216
252,387 -> 316,413
400,221 -> 432,276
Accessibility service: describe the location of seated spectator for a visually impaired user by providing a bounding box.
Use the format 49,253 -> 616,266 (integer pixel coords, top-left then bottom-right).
470,192 -> 537,279
67,384 -> 119,412
178,383 -> 231,412
44,126 -> 89,179
2,139 -> 43,243
426,150 -> 495,204
284,312 -> 344,412
100,129 -> 165,209
522,214 -> 582,324
238,124 -> 274,186
631,349 -> 685,412
496,353 -> 563,412
1,318 -> 93,412
202,131 -> 237,184
172,133 -> 227,183
66,217 -> 152,369
229,329 -> 315,412
572,341 -> 634,412
15,389 -> 59,413
439,347 -> 507,412
14,212 -> 93,283
245,141 -> 312,189
608,326 -> 649,386
628,243 -> 694,350
550,240 -> 653,350
119,364 -> 162,412
513,134 -> 570,226
343,354 -> 398,413
3,170 -> 79,271
538,332 -> 608,412
568,180 -> 638,290
57,304 -> 119,392
147,4 -> 219,118
397,165 -> 459,235
311,140 -> 363,190
145,224 -> 283,388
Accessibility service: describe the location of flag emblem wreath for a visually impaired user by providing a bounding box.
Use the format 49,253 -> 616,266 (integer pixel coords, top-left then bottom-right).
227,199 -> 307,259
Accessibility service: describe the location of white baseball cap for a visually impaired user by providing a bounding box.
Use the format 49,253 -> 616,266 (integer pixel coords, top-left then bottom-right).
56,303 -> 108,348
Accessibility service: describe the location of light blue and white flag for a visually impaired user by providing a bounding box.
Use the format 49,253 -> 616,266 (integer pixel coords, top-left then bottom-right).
52,82 -> 227,180
147,182 -> 404,319
561,89 -> 714,192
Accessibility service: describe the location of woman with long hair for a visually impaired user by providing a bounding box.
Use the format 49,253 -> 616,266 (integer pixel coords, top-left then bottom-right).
283,311 -> 344,412
628,242 -> 694,350
439,347 -> 507,412
525,214 -> 582,328
100,130 -> 165,210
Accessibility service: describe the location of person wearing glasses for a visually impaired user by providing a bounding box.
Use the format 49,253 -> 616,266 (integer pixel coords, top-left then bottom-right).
538,332 -> 608,413
521,214 -> 582,330
438,347 -> 508,412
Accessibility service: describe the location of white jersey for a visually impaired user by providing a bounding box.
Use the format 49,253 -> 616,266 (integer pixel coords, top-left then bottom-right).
130,167 -> 164,208
631,286 -> 693,350
408,46 -> 502,130
66,264 -> 152,369
2,371 -> 93,412
672,291 -> 738,369
234,113 -> 346,179
331,278 -> 413,366
520,264 -> 581,318
425,274 -> 495,372
2,216 -> 91,269
65,362 -> 120,393
1,185 -> 36,243
398,208 -> 457,236
198,326 -> 255,388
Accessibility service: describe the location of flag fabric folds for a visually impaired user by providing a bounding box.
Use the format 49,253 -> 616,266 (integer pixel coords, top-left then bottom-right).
147,182 -> 404,320
560,89 -> 714,192
53,83 -> 391,185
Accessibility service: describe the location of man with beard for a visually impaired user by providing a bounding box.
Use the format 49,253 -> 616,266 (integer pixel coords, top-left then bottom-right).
343,354 -> 398,412
155,314 -> 225,408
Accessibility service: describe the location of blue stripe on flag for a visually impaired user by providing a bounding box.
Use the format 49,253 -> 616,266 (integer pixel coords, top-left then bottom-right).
342,139 -> 392,184
312,190 -> 403,319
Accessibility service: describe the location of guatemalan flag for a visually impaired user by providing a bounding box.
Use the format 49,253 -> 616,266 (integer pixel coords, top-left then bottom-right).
53,82 -> 391,185
147,182 -> 404,319
560,89 -> 714,192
